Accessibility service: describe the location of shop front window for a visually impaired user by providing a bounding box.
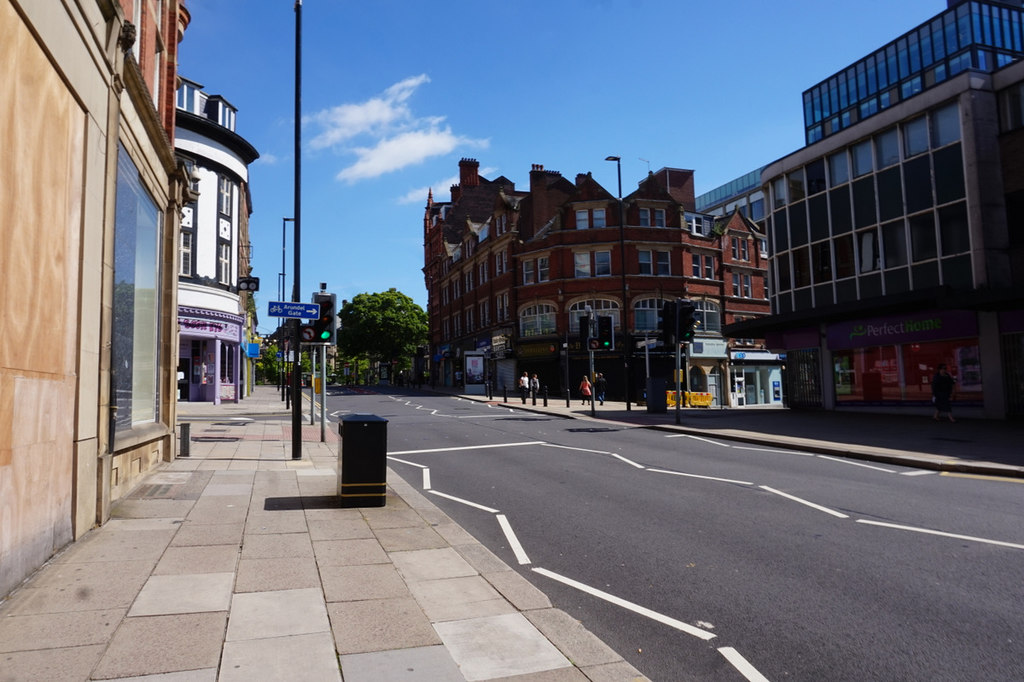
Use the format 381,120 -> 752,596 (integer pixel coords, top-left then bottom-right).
834,339 -> 982,404
112,145 -> 163,431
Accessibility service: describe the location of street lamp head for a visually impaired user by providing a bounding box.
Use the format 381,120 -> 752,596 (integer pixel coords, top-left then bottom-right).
605,156 -> 620,162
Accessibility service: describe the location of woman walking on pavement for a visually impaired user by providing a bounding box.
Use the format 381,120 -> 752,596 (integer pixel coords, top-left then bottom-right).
579,376 -> 592,405
932,363 -> 956,422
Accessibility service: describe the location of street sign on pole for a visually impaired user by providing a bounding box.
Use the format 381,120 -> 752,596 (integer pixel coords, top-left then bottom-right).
267,301 -> 320,319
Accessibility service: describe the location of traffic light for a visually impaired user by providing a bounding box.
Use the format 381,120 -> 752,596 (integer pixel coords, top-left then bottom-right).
237,276 -> 260,292
659,300 -> 677,347
311,293 -> 337,343
597,316 -> 614,350
678,299 -> 698,342
578,315 -> 592,346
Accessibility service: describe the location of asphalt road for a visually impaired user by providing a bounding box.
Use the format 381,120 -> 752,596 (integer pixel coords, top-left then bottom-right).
327,388 -> 1024,681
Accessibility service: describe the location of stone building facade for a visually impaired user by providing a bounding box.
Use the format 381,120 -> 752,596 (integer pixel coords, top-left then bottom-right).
1,0 -> 191,596
423,159 -> 773,407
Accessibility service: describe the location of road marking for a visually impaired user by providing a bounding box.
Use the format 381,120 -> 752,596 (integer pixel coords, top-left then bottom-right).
390,441 -> 544,455
542,443 -> 615,455
611,453 -> 645,469
718,647 -> 770,682
497,514 -> 531,565
816,455 -> 898,473
532,567 -> 716,641
759,486 -> 849,518
648,468 -> 753,486
901,470 -> 937,476
427,490 -> 500,514
684,435 -> 732,447
386,457 -> 427,468
856,519 -> 1024,550
422,468 -> 431,490
733,445 -> 815,457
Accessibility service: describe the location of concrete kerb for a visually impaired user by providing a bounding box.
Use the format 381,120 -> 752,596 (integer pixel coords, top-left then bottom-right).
442,390 -> 1024,480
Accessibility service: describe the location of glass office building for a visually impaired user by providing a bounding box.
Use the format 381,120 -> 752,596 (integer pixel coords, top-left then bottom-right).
804,1 -> 1024,144
735,0 -> 1024,418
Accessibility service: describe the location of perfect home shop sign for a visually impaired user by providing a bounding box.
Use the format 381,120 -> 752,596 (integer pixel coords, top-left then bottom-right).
826,310 -> 978,351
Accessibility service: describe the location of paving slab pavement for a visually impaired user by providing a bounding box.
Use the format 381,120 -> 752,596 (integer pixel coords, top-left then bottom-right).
0,386 -> 649,682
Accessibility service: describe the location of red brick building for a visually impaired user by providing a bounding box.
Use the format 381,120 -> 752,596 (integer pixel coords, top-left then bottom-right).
423,158 -> 774,406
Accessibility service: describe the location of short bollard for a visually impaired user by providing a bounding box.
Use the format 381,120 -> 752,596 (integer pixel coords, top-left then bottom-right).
179,422 -> 190,458
503,387 -> 508,403
543,387 -> 548,407
338,415 -> 388,508
532,390 -> 537,406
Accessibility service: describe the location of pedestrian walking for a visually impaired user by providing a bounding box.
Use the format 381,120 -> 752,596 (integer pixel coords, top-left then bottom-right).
519,371 -> 530,403
594,373 -> 607,405
530,373 -> 540,399
579,376 -> 592,405
932,364 -> 956,422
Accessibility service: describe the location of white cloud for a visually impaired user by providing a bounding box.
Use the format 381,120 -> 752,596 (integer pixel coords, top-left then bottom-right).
255,152 -> 280,165
337,128 -> 487,183
306,74 -> 488,182
306,74 -> 429,150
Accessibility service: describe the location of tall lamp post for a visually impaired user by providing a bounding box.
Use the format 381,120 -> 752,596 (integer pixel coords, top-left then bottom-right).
605,156 -> 631,410
291,0 -> 303,460
280,217 -> 294,402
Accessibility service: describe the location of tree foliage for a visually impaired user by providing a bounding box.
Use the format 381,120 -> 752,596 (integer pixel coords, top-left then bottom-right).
337,289 -> 427,366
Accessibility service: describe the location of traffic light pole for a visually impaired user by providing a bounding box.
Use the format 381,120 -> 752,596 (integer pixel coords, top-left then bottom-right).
320,344 -> 326,443
589,349 -> 596,417
674,301 -> 682,425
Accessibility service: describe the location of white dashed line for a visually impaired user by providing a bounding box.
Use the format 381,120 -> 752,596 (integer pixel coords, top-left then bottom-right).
718,647 -> 771,682
855,519 -> 1024,550
497,514 -> 531,565
759,485 -> 849,518
816,455 -> 898,473
532,567 -> 716,641
427,490 -> 500,513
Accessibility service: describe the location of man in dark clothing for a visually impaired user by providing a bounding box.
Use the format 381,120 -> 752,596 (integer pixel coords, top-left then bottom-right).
932,364 -> 956,422
594,373 -> 608,405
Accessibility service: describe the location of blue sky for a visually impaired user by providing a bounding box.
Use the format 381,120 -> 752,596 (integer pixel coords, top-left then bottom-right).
177,0 -> 941,335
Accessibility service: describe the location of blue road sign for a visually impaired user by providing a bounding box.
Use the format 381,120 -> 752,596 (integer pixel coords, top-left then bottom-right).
267,301 -> 320,319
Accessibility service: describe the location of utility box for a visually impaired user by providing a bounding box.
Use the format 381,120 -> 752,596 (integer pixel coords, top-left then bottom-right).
646,377 -> 667,413
338,415 -> 388,508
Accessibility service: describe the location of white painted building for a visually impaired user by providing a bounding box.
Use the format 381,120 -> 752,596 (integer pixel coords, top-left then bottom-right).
175,78 -> 259,403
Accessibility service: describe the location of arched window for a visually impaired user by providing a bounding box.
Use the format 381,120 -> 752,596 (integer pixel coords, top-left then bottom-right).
568,300 -> 620,331
633,298 -> 667,332
520,304 -> 556,337
694,300 -> 721,333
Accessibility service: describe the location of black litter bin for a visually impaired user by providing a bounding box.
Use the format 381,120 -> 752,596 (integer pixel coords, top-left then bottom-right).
338,414 -> 389,508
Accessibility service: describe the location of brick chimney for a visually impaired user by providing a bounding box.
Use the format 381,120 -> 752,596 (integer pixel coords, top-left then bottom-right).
450,183 -> 461,203
459,158 -> 480,188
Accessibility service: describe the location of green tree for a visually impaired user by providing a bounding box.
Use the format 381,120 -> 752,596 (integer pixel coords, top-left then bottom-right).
337,289 -> 427,370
